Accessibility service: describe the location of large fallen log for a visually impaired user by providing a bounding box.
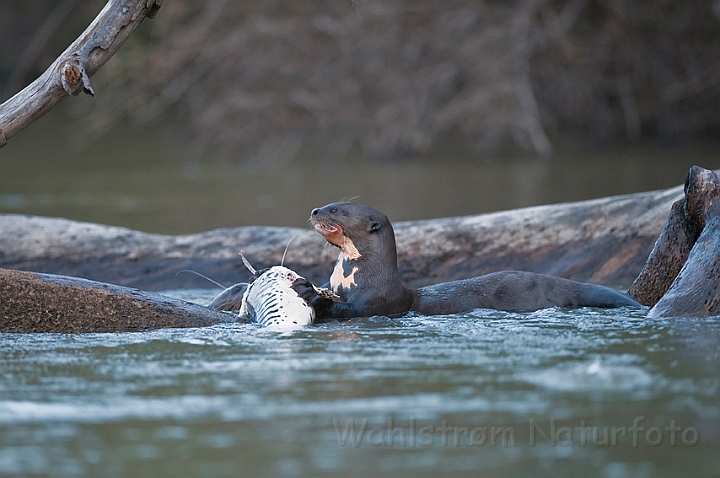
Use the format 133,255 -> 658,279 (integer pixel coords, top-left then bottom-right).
9,176 -> 720,333
0,268 -> 231,333
629,166 -> 720,317
0,184 -> 683,293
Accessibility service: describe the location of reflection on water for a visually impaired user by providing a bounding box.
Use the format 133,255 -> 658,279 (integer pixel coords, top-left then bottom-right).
0,289 -> 718,477
1,112 -> 718,234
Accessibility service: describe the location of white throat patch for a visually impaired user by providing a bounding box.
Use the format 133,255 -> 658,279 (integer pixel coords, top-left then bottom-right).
341,236 -> 361,260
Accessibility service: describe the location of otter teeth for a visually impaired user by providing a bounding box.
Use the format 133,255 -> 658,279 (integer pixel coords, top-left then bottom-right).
315,223 -> 338,234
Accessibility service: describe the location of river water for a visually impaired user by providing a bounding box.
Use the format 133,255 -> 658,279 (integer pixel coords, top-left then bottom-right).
1,111 -> 719,234
2,115 -> 720,476
1,288 -> 718,477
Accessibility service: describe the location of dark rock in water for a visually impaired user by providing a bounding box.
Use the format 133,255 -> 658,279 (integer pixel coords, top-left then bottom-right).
629,166 -> 720,318
0,268 -> 232,333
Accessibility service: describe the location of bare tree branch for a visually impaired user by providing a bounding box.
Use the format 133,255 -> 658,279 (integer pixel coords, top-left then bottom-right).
0,0 -> 163,149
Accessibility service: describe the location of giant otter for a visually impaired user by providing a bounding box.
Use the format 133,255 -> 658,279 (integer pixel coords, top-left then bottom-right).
292,202 -> 640,319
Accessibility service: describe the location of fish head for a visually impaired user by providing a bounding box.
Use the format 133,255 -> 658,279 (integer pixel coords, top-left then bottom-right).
261,265 -> 301,286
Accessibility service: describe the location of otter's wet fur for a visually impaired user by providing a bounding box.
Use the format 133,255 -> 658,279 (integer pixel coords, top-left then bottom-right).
293,202 -> 641,319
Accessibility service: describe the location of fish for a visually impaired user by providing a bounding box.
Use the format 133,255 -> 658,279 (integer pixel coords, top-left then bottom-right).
239,265 -> 315,328
238,254 -> 338,329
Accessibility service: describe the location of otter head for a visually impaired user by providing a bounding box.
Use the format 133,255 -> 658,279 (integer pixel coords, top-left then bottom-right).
310,202 -> 395,261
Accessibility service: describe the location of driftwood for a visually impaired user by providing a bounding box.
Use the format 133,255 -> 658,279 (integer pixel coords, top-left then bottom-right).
0,268 -> 230,333
0,0 -> 162,148
395,185 -> 681,290
0,185 -> 683,295
628,166 -> 720,317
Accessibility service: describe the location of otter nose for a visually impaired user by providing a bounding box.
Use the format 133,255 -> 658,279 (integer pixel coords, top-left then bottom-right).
311,208 -> 320,216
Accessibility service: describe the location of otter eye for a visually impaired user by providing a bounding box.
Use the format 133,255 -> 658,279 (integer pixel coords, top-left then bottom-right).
329,207 -> 337,214
342,211 -> 349,217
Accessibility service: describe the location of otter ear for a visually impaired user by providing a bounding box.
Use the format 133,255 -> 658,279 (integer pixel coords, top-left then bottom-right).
368,221 -> 381,233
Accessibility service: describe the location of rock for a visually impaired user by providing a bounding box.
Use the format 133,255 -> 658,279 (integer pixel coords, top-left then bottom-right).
0,268 -> 233,333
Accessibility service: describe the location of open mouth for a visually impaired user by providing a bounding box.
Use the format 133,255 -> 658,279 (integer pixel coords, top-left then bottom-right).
313,222 -> 339,235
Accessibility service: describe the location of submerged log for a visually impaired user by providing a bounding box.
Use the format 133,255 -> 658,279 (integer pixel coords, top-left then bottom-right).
629,166 -> 720,318
0,268 -> 231,333
0,184 -> 683,293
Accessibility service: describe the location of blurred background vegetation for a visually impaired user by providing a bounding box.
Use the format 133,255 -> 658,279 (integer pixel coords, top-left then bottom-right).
1,0 -> 720,233
3,0 -> 720,158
